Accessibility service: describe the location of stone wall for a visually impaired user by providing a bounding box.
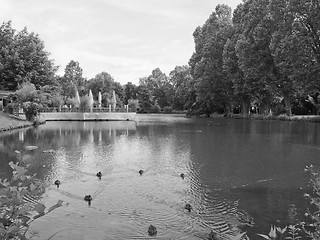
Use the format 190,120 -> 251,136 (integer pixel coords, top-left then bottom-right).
40,112 -> 136,121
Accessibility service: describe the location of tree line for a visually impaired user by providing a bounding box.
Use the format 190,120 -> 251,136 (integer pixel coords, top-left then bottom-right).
1,0 -> 320,116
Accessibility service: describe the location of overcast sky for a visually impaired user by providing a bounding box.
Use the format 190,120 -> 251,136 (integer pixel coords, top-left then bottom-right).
1,0 -> 242,85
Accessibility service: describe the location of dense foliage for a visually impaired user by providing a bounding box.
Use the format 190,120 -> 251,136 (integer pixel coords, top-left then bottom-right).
0,159 -> 63,240
0,0 -> 320,115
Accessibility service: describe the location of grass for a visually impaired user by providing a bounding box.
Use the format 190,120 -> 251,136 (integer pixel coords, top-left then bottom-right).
0,112 -> 33,132
228,113 -> 320,123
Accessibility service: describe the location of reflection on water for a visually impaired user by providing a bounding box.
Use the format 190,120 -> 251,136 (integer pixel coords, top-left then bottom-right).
0,115 -> 319,239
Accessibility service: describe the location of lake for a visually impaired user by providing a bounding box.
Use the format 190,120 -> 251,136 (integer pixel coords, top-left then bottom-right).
0,114 -> 319,239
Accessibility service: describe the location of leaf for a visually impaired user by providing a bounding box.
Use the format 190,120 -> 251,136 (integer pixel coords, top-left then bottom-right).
0,178 -> 9,187
15,165 -> 28,178
8,224 -> 21,234
257,234 -> 271,239
34,203 -> 46,214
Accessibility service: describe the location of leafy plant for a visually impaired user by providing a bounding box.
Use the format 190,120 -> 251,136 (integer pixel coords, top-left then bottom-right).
285,225 -> 302,240
22,102 -> 42,122
302,165 -> 320,239
0,160 -> 63,240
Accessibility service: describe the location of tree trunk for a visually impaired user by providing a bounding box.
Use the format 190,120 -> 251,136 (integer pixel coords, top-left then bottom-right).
283,93 -> 292,116
241,96 -> 250,115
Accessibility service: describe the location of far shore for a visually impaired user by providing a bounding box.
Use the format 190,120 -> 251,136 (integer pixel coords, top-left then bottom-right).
227,113 -> 320,123
1,112 -> 320,133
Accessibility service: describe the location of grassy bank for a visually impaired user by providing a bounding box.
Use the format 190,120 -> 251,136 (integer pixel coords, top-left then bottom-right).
0,112 -> 33,132
229,113 -> 320,123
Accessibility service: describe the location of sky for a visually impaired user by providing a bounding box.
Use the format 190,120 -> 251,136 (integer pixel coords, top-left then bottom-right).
1,0 -> 242,85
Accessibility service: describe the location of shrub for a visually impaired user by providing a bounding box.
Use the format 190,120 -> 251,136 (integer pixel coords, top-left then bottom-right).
150,104 -> 161,113
4,103 -> 16,114
302,165 -> 320,239
22,102 -> 42,122
163,106 -> 173,113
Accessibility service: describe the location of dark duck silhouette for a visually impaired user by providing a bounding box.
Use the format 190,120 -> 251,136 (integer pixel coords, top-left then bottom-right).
54,180 -> 61,188
139,170 -> 144,175
185,203 -> 192,212
96,171 -> 102,179
84,195 -> 92,206
180,173 -> 185,179
148,224 -> 157,236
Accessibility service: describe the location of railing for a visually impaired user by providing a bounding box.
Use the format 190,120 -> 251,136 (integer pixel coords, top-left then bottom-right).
40,106 -> 136,113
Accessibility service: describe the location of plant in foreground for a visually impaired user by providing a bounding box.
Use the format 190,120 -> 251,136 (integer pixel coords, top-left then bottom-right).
0,161 -> 63,239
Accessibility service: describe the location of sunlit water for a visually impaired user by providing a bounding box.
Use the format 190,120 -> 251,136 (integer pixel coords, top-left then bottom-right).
0,114 -> 320,239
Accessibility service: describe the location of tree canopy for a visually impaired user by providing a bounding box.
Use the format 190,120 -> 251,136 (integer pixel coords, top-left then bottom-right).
2,0 -> 320,116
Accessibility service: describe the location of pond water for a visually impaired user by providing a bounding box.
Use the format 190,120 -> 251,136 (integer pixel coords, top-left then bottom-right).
0,114 -> 320,239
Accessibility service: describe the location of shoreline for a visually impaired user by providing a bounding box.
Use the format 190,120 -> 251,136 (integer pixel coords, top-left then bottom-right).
0,113 -> 33,132
227,113 -> 320,123
1,112 -> 319,133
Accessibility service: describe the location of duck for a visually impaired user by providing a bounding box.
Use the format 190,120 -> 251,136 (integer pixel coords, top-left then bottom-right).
139,170 -> 144,175
148,224 -> 157,236
84,195 -> 92,206
185,203 -> 192,212
96,171 -> 102,179
54,180 -> 61,188
180,173 -> 185,179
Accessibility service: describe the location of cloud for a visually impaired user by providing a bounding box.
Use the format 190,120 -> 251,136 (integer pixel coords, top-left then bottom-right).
1,0 -> 243,85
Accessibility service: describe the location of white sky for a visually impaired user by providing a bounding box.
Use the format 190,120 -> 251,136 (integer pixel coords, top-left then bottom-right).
1,0 -> 242,85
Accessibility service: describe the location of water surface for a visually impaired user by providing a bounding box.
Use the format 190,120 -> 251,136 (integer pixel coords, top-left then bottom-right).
0,114 -> 319,239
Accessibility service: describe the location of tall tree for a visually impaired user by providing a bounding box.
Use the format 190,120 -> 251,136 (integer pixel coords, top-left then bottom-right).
124,82 -> 137,104
87,72 -> 114,97
60,60 -> 85,99
189,4 -> 233,115
271,0 -> 320,113
113,81 -> 125,106
86,71 -> 115,106
0,21 -> 57,91
140,68 -> 173,109
169,65 -> 193,111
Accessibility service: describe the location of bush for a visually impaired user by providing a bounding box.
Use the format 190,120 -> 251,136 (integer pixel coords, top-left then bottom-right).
4,103 -> 16,114
150,104 -> 161,113
163,106 -> 173,113
23,102 -> 42,122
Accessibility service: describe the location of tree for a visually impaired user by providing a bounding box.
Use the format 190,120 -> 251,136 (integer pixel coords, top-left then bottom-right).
139,68 -> 173,109
189,4 -> 234,115
0,21 -> 58,91
269,0 -> 320,114
124,82 -> 138,104
38,84 -> 63,108
113,81 -> 125,107
169,65 -> 193,111
60,60 -> 85,100
136,83 -> 153,113
86,71 -> 115,107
